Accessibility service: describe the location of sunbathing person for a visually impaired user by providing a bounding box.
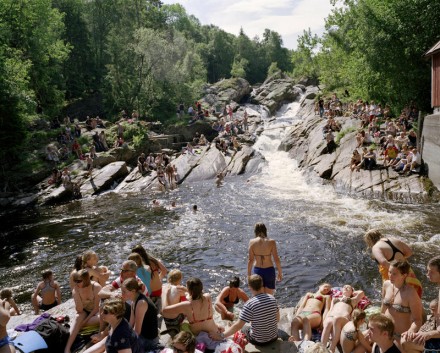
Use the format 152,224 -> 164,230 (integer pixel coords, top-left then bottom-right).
290,283 -> 332,341
64,269 -> 102,353
321,284 -> 365,353
340,309 -> 371,353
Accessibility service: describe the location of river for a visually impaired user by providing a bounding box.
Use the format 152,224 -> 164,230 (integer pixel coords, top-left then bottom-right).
1,101 -> 440,313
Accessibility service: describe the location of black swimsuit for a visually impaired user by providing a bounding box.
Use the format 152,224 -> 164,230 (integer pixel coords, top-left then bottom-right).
374,239 -> 404,264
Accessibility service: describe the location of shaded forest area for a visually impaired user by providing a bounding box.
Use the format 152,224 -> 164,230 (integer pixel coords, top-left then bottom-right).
0,0 -> 438,189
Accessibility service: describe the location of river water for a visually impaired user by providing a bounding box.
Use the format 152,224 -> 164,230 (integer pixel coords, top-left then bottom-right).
1,101 -> 440,313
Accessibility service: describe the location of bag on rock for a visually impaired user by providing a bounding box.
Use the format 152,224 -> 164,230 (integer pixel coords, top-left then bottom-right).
34,316 -> 70,352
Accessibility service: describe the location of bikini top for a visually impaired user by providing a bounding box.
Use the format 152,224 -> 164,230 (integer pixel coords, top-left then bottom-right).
41,281 -> 56,296
307,293 -> 324,302
384,239 -> 404,261
383,299 -> 411,313
224,291 -> 239,304
252,249 -> 271,263
188,297 -> 213,324
334,296 -> 353,307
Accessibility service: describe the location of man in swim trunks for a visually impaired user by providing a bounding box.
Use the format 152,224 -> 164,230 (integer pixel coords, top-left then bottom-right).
211,275 -> 287,346
368,314 -> 401,353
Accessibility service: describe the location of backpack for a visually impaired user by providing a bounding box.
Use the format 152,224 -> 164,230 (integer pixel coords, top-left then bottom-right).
34,317 -> 70,352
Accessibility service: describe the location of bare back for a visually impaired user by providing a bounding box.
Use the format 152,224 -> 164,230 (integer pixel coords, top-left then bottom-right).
249,238 -> 275,268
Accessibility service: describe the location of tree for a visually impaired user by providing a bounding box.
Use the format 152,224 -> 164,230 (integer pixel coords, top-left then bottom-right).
231,55 -> 249,78
1,0 -> 70,115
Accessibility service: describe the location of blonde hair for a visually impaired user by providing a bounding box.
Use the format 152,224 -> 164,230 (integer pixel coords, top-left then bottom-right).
364,229 -> 382,248
168,269 -> 182,285
128,253 -> 143,268
305,342 -> 328,353
82,250 -> 97,268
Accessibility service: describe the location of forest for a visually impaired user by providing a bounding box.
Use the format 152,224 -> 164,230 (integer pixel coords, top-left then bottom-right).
0,0 -> 439,177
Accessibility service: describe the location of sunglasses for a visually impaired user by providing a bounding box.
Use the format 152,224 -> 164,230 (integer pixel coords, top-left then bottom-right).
74,279 -> 83,284
120,269 -> 132,273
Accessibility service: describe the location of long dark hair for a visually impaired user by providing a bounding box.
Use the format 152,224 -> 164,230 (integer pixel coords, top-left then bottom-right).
132,244 -> 161,278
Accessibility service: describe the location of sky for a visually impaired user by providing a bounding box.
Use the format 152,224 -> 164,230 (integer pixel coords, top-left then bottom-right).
160,0 -> 335,50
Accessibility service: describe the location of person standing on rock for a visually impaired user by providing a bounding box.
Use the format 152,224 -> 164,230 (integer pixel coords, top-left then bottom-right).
247,222 -> 282,295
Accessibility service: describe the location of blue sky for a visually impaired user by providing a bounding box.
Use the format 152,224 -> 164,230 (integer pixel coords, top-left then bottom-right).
160,0 -> 334,49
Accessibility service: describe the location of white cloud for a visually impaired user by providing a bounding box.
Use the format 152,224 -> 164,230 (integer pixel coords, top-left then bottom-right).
161,0 -> 333,49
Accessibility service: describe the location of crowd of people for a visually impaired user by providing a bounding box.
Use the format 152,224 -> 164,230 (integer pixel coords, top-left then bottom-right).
2,223 -> 439,353
317,94 -> 422,176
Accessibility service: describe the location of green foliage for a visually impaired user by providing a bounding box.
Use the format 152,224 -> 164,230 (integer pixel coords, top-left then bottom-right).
267,62 -> 280,77
132,125 -> 150,151
291,29 -> 320,80
230,55 -> 249,78
335,126 -> 357,144
316,0 -> 438,111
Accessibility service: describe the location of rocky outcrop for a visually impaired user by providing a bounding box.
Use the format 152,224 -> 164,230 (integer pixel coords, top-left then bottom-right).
251,76 -> 303,114
80,161 -> 129,196
281,97 -> 437,202
200,77 -> 252,108
7,300 -> 297,353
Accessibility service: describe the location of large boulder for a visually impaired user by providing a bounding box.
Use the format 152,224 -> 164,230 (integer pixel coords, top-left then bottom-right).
251,77 -> 303,114
226,146 -> 255,175
184,147 -> 228,182
80,161 -> 129,196
200,78 -> 252,108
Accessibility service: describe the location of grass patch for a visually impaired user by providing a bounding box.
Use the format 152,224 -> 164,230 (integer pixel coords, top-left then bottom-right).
335,126 -> 357,144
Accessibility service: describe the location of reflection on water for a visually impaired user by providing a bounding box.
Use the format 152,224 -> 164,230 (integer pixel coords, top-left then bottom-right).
1,102 -> 440,312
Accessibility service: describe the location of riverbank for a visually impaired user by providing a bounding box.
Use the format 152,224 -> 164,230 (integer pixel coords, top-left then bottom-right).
6,299 -> 297,353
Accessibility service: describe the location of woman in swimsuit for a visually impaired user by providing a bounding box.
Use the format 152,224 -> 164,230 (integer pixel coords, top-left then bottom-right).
290,283 -> 332,342
247,222 -> 282,295
131,245 -> 168,313
64,269 -> 102,353
31,269 -> 61,315
214,276 -> 249,321
364,229 -> 422,297
121,278 -> 160,352
162,277 -> 221,336
340,309 -> 371,353
381,260 -> 422,352
321,285 -> 365,353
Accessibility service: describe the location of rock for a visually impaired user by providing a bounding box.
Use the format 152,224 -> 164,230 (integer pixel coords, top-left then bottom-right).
200,78 -> 252,108
93,153 -> 117,168
251,77 -> 302,114
283,93 -> 437,202
39,186 -> 73,205
184,147 -> 228,182
109,146 -> 136,164
226,146 -> 255,175
114,168 -> 156,193
80,161 -> 129,196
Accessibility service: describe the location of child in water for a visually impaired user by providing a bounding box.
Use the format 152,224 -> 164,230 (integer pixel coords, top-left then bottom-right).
31,269 -> 61,314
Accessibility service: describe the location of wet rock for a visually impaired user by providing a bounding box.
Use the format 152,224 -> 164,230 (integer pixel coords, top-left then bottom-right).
80,161 -> 129,196
251,77 -> 302,114
227,146 -> 255,175
200,77 -> 252,108
184,147 -> 228,182
39,185 -> 72,205
93,153 -> 117,168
